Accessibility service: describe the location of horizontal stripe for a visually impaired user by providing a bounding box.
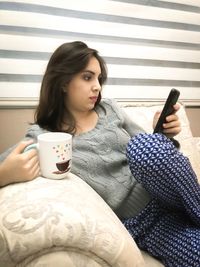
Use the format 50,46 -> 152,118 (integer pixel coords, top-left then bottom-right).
1,16 -> 200,50
106,57 -> 200,69
1,35 -> 200,63
0,82 -> 40,98
1,74 -> 200,87
107,78 -> 200,87
1,58 -> 200,81
1,26 -> 200,50
0,33 -> 67,52
0,49 -> 50,60
0,58 -> 46,74
1,50 -> 200,69
108,65 -> 200,80
0,74 -> 41,82
1,83 -> 199,102
112,0 -> 200,13
1,2 -> 200,31
2,0 -> 200,27
160,0 -> 200,7
103,85 -> 200,100
1,11 -> 200,46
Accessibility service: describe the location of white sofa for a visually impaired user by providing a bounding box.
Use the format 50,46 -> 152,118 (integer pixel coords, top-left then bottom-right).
0,103 -> 199,267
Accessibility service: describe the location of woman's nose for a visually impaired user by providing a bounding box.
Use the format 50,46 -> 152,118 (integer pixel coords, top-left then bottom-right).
92,79 -> 101,91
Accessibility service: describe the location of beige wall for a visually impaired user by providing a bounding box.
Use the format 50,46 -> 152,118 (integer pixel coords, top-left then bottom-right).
186,108 -> 200,138
0,109 -> 35,153
0,107 -> 200,154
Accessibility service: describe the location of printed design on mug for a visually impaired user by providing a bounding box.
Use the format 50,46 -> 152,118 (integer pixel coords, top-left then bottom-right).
52,143 -> 71,174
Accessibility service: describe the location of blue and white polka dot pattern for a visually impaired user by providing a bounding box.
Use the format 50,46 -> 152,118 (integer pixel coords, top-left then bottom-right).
123,133 -> 200,267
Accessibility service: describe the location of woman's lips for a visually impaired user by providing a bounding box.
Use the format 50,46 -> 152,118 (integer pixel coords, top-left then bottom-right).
89,96 -> 98,102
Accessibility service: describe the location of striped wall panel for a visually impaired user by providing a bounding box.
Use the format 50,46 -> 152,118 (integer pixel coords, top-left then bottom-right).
0,0 -> 200,107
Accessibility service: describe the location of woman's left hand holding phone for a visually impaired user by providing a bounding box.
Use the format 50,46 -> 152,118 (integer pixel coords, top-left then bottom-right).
0,140 -> 40,187
153,103 -> 181,138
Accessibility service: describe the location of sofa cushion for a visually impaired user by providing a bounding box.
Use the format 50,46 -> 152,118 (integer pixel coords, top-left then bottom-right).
0,173 -> 145,267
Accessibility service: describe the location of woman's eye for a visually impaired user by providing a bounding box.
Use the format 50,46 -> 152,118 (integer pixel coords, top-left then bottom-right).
83,75 -> 91,81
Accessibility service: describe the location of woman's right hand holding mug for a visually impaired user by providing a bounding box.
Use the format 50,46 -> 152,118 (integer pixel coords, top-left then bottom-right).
0,140 -> 40,187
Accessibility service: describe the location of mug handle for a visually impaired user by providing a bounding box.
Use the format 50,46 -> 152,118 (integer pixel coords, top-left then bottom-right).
23,143 -> 39,153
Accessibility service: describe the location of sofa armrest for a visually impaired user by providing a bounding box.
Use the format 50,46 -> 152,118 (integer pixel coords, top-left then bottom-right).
0,173 -> 145,267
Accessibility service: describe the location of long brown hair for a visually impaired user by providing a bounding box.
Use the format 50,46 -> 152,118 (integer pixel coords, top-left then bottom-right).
34,41 -> 107,134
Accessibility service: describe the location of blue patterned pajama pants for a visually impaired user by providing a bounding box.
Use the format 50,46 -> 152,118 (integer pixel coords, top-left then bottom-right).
123,133 -> 200,267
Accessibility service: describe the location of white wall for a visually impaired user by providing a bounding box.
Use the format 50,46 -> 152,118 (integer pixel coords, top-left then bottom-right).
0,0 -> 200,107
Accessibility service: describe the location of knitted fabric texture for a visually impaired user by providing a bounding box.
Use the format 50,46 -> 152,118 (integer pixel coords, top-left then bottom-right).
124,133 -> 200,267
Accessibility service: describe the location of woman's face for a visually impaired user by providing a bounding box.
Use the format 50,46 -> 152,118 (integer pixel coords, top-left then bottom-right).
64,56 -> 102,113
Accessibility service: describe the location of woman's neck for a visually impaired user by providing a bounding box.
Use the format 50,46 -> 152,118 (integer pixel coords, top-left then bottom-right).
65,109 -> 99,135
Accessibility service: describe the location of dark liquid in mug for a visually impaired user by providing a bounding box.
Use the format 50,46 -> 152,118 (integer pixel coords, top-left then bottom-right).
56,159 -> 70,172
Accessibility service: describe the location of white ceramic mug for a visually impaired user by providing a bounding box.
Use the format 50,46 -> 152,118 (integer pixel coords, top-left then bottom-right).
25,132 -> 72,179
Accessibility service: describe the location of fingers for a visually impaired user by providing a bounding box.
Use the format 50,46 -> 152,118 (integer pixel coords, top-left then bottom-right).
173,103 -> 180,112
12,140 -> 34,155
28,152 -> 39,167
155,110 -> 161,116
23,153 -> 40,180
32,163 -> 41,179
165,113 -> 179,123
18,145 -> 40,180
159,106 -> 181,136
23,147 -> 38,160
163,115 -> 181,135
163,126 -> 181,135
165,114 -> 180,129
163,120 -> 180,129
28,158 -> 40,180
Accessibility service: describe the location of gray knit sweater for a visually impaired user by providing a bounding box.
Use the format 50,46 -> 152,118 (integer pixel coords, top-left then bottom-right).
0,99 -> 151,219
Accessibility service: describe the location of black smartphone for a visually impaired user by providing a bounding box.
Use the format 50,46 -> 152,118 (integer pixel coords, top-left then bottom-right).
153,88 -> 180,134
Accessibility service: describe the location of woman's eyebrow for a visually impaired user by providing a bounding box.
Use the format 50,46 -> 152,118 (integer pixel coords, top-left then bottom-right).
83,70 -> 94,75
83,70 -> 101,76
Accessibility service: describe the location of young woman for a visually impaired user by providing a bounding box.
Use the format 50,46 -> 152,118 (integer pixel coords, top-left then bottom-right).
1,41 -> 197,267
